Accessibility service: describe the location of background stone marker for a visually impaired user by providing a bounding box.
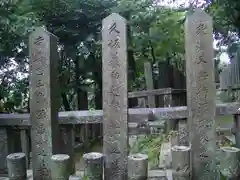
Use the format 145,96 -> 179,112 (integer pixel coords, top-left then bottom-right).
144,62 -> 156,108
29,27 -> 60,180
102,13 -> 128,180
185,9 -> 216,180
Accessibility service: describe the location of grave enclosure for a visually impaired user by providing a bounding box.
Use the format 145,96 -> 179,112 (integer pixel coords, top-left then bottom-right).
0,9 -> 240,180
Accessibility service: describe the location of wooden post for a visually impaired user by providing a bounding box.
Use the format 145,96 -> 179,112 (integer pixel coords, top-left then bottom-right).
219,147 -> 240,179
29,27 -> 60,179
171,146 -> 191,180
102,13 -> 128,180
185,9 -> 216,179
83,152 -> 104,180
128,153 -> 148,180
51,154 -> 71,180
144,61 -> 156,108
7,152 -> 27,180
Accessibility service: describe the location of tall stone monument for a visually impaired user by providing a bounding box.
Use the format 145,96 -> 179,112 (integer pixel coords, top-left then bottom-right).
185,9 -> 216,180
29,27 -> 60,180
102,13 -> 128,180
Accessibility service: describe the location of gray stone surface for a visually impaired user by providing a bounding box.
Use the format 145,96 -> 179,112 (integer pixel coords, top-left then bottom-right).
20,129 -> 30,169
219,146 -> 240,178
158,141 -> 171,169
171,146 -> 190,173
177,119 -> 188,146
60,125 -> 75,174
7,153 -> 26,180
144,62 -> 156,108
102,13 -> 128,180
128,153 -> 148,180
29,27 -> 60,180
0,169 -> 176,180
0,129 -> 8,174
51,154 -> 70,180
69,175 -> 81,180
83,152 -> 103,180
0,103 -> 239,126
185,9 -> 216,180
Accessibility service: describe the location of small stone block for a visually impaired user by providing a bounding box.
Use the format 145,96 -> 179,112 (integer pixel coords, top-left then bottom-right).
128,153 -> 148,180
147,170 -> 167,180
51,154 -> 71,180
7,152 -> 26,180
83,152 -> 103,180
172,170 -> 190,180
69,175 -> 81,180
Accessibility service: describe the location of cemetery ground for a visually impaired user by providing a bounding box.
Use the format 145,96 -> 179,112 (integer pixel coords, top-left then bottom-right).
71,92 -> 234,172
74,115 -> 234,171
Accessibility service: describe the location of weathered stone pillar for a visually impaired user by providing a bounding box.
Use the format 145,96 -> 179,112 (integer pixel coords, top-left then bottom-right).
185,9 -> 216,180
102,13 -> 128,180
20,128 -> 30,169
233,115 -> 240,149
60,125 -> 75,174
171,146 -> 191,180
29,27 -> 60,179
219,146 -> 240,179
128,153 -> 148,180
170,131 -> 179,146
144,61 -> 156,108
0,128 -> 8,174
51,154 -> 71,180
7,152 -> 26,180
83,152 -> 103,180
178,119 -> 188,146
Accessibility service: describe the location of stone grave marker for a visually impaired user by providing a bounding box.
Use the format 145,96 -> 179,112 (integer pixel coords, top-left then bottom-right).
102,13 -> 128,180
29,27 -> 60,180
185,9 -> 216,180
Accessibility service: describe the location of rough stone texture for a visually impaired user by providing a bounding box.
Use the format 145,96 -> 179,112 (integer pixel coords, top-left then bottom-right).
0,128 -> 8,174
144,62 -> 156,108
172,171 -> 190,180
219,146 -> 240,179
233,115 -> 240,149
147,170 -> 167,180
128,88 -> 185,99
7,153 -> 26,180
60,125 -> 75,174
158,141 -> 171,169
171,146 -> 190,170
20,129 -> 30,169
177,119 -> 188,146
0,103 -> 239,126
185,9 -> 216,180
51,154 -> 70,180
170,131 -> 179,146
29,27 -> 60,180
102,13 -> 128,180
83,152 -> 103,180
104,153 -> 127,180
128,153 -> 148,180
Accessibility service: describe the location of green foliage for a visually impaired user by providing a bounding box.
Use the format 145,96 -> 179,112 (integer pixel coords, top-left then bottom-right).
1,0 -> 240,112
130,134 -> 164,168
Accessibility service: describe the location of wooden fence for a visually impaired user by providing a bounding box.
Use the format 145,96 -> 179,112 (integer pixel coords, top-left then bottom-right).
0,9 -> 240,180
